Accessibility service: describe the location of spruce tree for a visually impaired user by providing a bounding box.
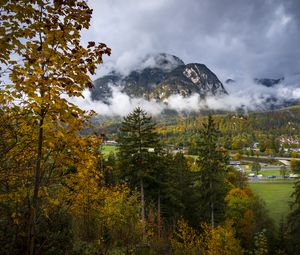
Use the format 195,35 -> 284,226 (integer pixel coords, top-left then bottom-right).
195,115 -> 229,227
117,107 -> 161,233
287,178 -> 300,254
162,152 -> 195,224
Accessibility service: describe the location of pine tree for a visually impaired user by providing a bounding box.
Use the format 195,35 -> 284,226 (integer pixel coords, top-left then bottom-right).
117,107 -> 161,234
195,115 -> 229,227
287,178 -> 300,254
162,152 -> 195,224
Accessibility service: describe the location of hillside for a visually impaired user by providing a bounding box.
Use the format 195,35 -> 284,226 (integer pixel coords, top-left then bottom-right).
90,106 -> 300,149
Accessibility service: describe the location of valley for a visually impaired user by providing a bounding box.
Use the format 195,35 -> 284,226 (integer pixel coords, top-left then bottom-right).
96,105 -> 300,231
2,0 -> 300,253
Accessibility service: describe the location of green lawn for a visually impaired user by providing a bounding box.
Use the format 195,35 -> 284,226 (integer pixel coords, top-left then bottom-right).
259,170 -> 281,176
247,169 -> 292,177
101,145 -> 118,156
249,183 -> 294,224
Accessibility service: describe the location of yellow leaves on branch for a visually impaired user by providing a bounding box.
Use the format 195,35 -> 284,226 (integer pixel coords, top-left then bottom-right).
203,221 -> 243,255
0,2 -> 113,253
60,164 -> 142,236
225,187 -> 259,247
225,187 -> 253,203
171,219 -> 242,255
1,0 -> 111,110
171,218 -> 203,253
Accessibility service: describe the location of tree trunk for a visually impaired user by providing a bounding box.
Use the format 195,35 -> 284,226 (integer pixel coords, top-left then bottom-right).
211,201 -> 214,228
210,179 -> 214,228
140,177 -> 145,236
28,118 -> 44,255
157,190 -> 161,237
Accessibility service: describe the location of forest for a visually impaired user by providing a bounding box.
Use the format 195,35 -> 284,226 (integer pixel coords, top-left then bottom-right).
1,1 -> 300,255
92,107 -> 300,156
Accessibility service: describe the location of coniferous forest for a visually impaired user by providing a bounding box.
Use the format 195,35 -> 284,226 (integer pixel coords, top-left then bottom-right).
1,1 -> 300,255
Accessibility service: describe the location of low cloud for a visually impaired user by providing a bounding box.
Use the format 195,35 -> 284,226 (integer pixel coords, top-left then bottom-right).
70,87 -> 165,116
69,74 -> 300,117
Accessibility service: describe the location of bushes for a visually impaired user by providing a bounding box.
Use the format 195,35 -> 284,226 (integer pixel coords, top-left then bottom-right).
171,219 -> 242,255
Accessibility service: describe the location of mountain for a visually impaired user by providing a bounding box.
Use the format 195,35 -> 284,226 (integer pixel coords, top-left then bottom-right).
253,76 -> 300,109
90,72 -> 122,104
91,53 -> 227,103
149,63 -> 227,101
225,78 -> 236,84
254,77 -> 284,87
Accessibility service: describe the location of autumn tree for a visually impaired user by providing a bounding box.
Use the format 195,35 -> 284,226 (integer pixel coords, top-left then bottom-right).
280,165 -> 288,178
232,152 -> 241,161
171,219 -> 242,255
225,187 -> 275,252
61,172 -> 143,254
0,1 -> 110,254
170,218 -> 203,255
290,159 -> 300,173
226,166 -> 248,189
194,115 -> 229,227
225,187 -> 261,250
251,162 -> 261,175
202,221 -> 243,255
291,150 -> 298,158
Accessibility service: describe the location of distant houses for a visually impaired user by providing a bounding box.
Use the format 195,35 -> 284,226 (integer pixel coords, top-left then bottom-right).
163,145 -> 188,154
229,160 -> 244,171
229,161 -> 241,166
102,140 -> 190,154
105,140 -> 118,146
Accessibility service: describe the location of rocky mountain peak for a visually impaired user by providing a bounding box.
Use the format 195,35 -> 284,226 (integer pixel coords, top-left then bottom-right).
140,53 -> 185,71
91,53 -> 227,103
183,64 -> 206,84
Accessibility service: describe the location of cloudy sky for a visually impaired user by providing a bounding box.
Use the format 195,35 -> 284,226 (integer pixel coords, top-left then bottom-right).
82,0 -> 300,81
73,0 -> 300,115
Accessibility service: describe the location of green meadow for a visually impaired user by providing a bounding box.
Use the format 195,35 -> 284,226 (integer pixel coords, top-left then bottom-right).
249,182 -> 294,224
101,145 -> 118,156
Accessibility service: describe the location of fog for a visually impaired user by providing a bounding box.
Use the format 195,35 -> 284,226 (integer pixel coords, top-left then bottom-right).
74,0 -> 300,115
70,74 -> 300,117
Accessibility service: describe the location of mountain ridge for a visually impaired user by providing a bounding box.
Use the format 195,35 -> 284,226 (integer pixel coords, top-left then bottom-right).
91,53 -> 227,103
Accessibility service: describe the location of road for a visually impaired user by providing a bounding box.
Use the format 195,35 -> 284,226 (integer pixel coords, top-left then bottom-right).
242,155 -> 300,161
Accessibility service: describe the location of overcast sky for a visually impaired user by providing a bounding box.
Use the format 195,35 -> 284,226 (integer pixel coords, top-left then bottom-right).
82,0 -> 300,82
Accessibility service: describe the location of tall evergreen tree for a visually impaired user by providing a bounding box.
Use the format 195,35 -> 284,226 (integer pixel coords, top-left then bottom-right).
195,115 -> 229,227
161,153 -> 195,224
117,107 -> 161,233
287,170 -> 300,254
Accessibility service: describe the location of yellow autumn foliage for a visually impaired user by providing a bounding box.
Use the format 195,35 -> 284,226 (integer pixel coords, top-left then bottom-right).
171,219 -> 242,255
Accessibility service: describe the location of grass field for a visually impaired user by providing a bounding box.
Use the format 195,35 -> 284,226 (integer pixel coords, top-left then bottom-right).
101,145 -> 118,156
259,170 -> 282,176
249,183 -> 294,224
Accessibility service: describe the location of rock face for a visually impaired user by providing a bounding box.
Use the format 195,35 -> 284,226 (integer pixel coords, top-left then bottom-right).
91,72 -> 121,104
91,53 -> 227,103
150,63 -> 227,101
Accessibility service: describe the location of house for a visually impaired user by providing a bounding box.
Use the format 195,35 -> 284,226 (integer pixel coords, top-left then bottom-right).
105,140 -> 118,146
229,161 -> 240,166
